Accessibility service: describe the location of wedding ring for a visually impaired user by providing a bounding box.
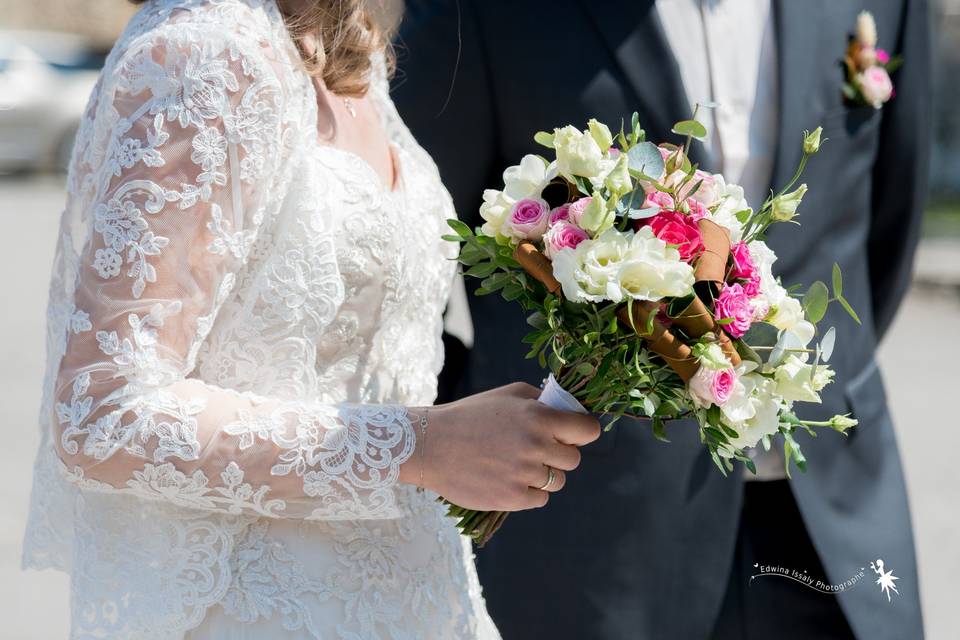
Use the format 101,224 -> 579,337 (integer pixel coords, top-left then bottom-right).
537,466 -> 556,491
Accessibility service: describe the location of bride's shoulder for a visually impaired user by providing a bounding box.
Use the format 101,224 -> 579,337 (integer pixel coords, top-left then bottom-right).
107,0 -> 294,81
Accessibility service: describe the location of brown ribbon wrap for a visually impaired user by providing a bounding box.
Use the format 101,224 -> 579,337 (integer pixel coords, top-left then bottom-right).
694,219 -> 731,286
671,296 -> 742,367
513,241 -> 562,295
617,301 -> 699,383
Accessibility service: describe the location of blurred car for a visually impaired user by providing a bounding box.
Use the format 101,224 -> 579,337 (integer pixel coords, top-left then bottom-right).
0,30 -> 104,172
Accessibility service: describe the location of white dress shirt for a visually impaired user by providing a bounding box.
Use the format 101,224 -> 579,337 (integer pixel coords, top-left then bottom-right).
656,0 -> 785,480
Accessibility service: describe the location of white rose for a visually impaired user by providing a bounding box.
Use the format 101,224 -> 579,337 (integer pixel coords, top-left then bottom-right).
479,189 -> 515,240
554,125 -> 604,179
502,154 -> 558,201
552,229 -> 632,303
617,227 -> 695,301
774,355 -> 835,403
707,175 -> 748,242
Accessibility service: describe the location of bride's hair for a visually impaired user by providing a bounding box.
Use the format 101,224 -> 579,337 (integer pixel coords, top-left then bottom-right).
127,0 -> 394,98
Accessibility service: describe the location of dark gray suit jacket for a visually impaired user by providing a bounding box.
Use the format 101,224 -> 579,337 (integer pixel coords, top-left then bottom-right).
392,1 -> 929,638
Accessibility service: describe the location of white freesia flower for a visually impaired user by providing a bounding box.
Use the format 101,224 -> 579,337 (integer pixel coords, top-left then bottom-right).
774,355 -> 835,403
708,175 -> 748,242
479,188 -> 514,240
553,125 -> 605,179
552,227 -> 695,304
502,154 -> 557,200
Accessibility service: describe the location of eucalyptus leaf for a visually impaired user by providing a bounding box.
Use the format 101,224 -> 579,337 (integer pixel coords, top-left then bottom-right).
802,281 -> 829,324
627,206 -> 662,220
838,295 -> 862,325
820,326 -> 836,362
741,322 -> 780,349
671,119 -> 708,140
831,263 -> 843,298
626,141 -> 665,178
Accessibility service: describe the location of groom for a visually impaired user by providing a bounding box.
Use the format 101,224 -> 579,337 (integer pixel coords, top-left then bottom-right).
393,0 -> 929,638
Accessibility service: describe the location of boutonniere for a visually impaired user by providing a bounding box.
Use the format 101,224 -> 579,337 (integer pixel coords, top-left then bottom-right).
842,11 -> 902,109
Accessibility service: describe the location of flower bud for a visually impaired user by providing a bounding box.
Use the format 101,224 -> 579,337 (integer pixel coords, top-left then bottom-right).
803,127 -> 823,155
828,414 -> 859,433
587,118 -> 614,152
856,11 -> 877,48
771,184 -> 808,222
579,192 -> 614,235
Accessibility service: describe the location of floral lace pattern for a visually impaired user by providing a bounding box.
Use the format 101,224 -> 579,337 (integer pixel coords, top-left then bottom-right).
22,1 -> 496,638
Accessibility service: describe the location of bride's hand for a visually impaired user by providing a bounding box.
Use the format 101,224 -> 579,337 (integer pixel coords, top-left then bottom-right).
404,383 -> 601,511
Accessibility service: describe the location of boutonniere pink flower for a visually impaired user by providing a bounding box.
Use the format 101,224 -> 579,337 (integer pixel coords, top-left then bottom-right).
843,11 -> 902,109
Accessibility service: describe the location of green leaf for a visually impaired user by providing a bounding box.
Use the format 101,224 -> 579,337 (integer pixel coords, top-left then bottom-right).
464,262 -> 497,278
479,271 -> 511,291
446,218 -> 472,237
626,142 -> 665,179
802,281 -> 830,324
501,282 -> 524,301
671,119 -> 708,140
441,234 -> 463,243
831,263 -> 843,298
652,417 -> 670,443
820,326 -> 836,362
526,312 -> 547,329
534,131 -> 555,148
837,295 -> 862,325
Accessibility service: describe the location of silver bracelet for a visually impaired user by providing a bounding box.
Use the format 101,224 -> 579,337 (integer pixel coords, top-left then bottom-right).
417,410 -> 429,493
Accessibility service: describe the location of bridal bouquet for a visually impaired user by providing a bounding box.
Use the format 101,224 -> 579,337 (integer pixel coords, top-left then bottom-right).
443,113 -> 860,544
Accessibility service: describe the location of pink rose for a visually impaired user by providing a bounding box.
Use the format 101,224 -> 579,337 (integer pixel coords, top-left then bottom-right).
685,198 -> 708,221
714,283 -> 754,338
682,170 -> 721,206
643,190 -> 675,210
567,197 -> 593,226
505,198 -> 550,241
543,221 -> 590,258
859,67 -> 893,107
876,48 -> 891,65
729,242 -> 761,297
689,365 -> 737,407
647,210 -> 704,263
549,204 -> 571,226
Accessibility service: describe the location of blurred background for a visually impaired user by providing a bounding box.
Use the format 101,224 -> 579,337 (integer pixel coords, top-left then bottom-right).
0,0 -> 957,638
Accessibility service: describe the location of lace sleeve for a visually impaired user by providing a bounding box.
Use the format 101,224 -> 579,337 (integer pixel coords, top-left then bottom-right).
52,25 -> 417,520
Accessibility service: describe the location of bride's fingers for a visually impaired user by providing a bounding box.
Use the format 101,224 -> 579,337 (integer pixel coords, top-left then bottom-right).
543,441 -> 581,472
519,487 -> 550,510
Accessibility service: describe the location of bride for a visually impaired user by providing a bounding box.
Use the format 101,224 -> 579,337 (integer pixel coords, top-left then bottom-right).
21,0 -> 600,637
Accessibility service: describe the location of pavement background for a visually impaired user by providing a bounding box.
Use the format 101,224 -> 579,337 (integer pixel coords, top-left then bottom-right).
0,175 -> 958,639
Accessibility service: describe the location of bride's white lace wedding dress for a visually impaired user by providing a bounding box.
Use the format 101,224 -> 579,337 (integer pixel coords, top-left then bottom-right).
21,1 -> 500,637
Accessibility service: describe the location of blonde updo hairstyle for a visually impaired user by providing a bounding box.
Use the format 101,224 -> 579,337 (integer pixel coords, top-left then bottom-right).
129,0 -> 394,97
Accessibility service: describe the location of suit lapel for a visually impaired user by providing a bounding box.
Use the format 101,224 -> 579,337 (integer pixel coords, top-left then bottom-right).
770,0 -> 826,189
577,0 -> 696,160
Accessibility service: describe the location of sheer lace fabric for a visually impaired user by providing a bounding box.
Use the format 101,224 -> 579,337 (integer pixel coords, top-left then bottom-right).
21,1 -> 498,637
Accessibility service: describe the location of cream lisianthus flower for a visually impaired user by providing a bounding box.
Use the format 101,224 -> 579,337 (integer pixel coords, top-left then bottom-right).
553,125 -> 605,180
616,227 -> 695,301
552,227 -> 694,303
719,371 -> 783,453
552,228 -> 632,303
502,154 -> 557,200
774,355 -> 835,403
